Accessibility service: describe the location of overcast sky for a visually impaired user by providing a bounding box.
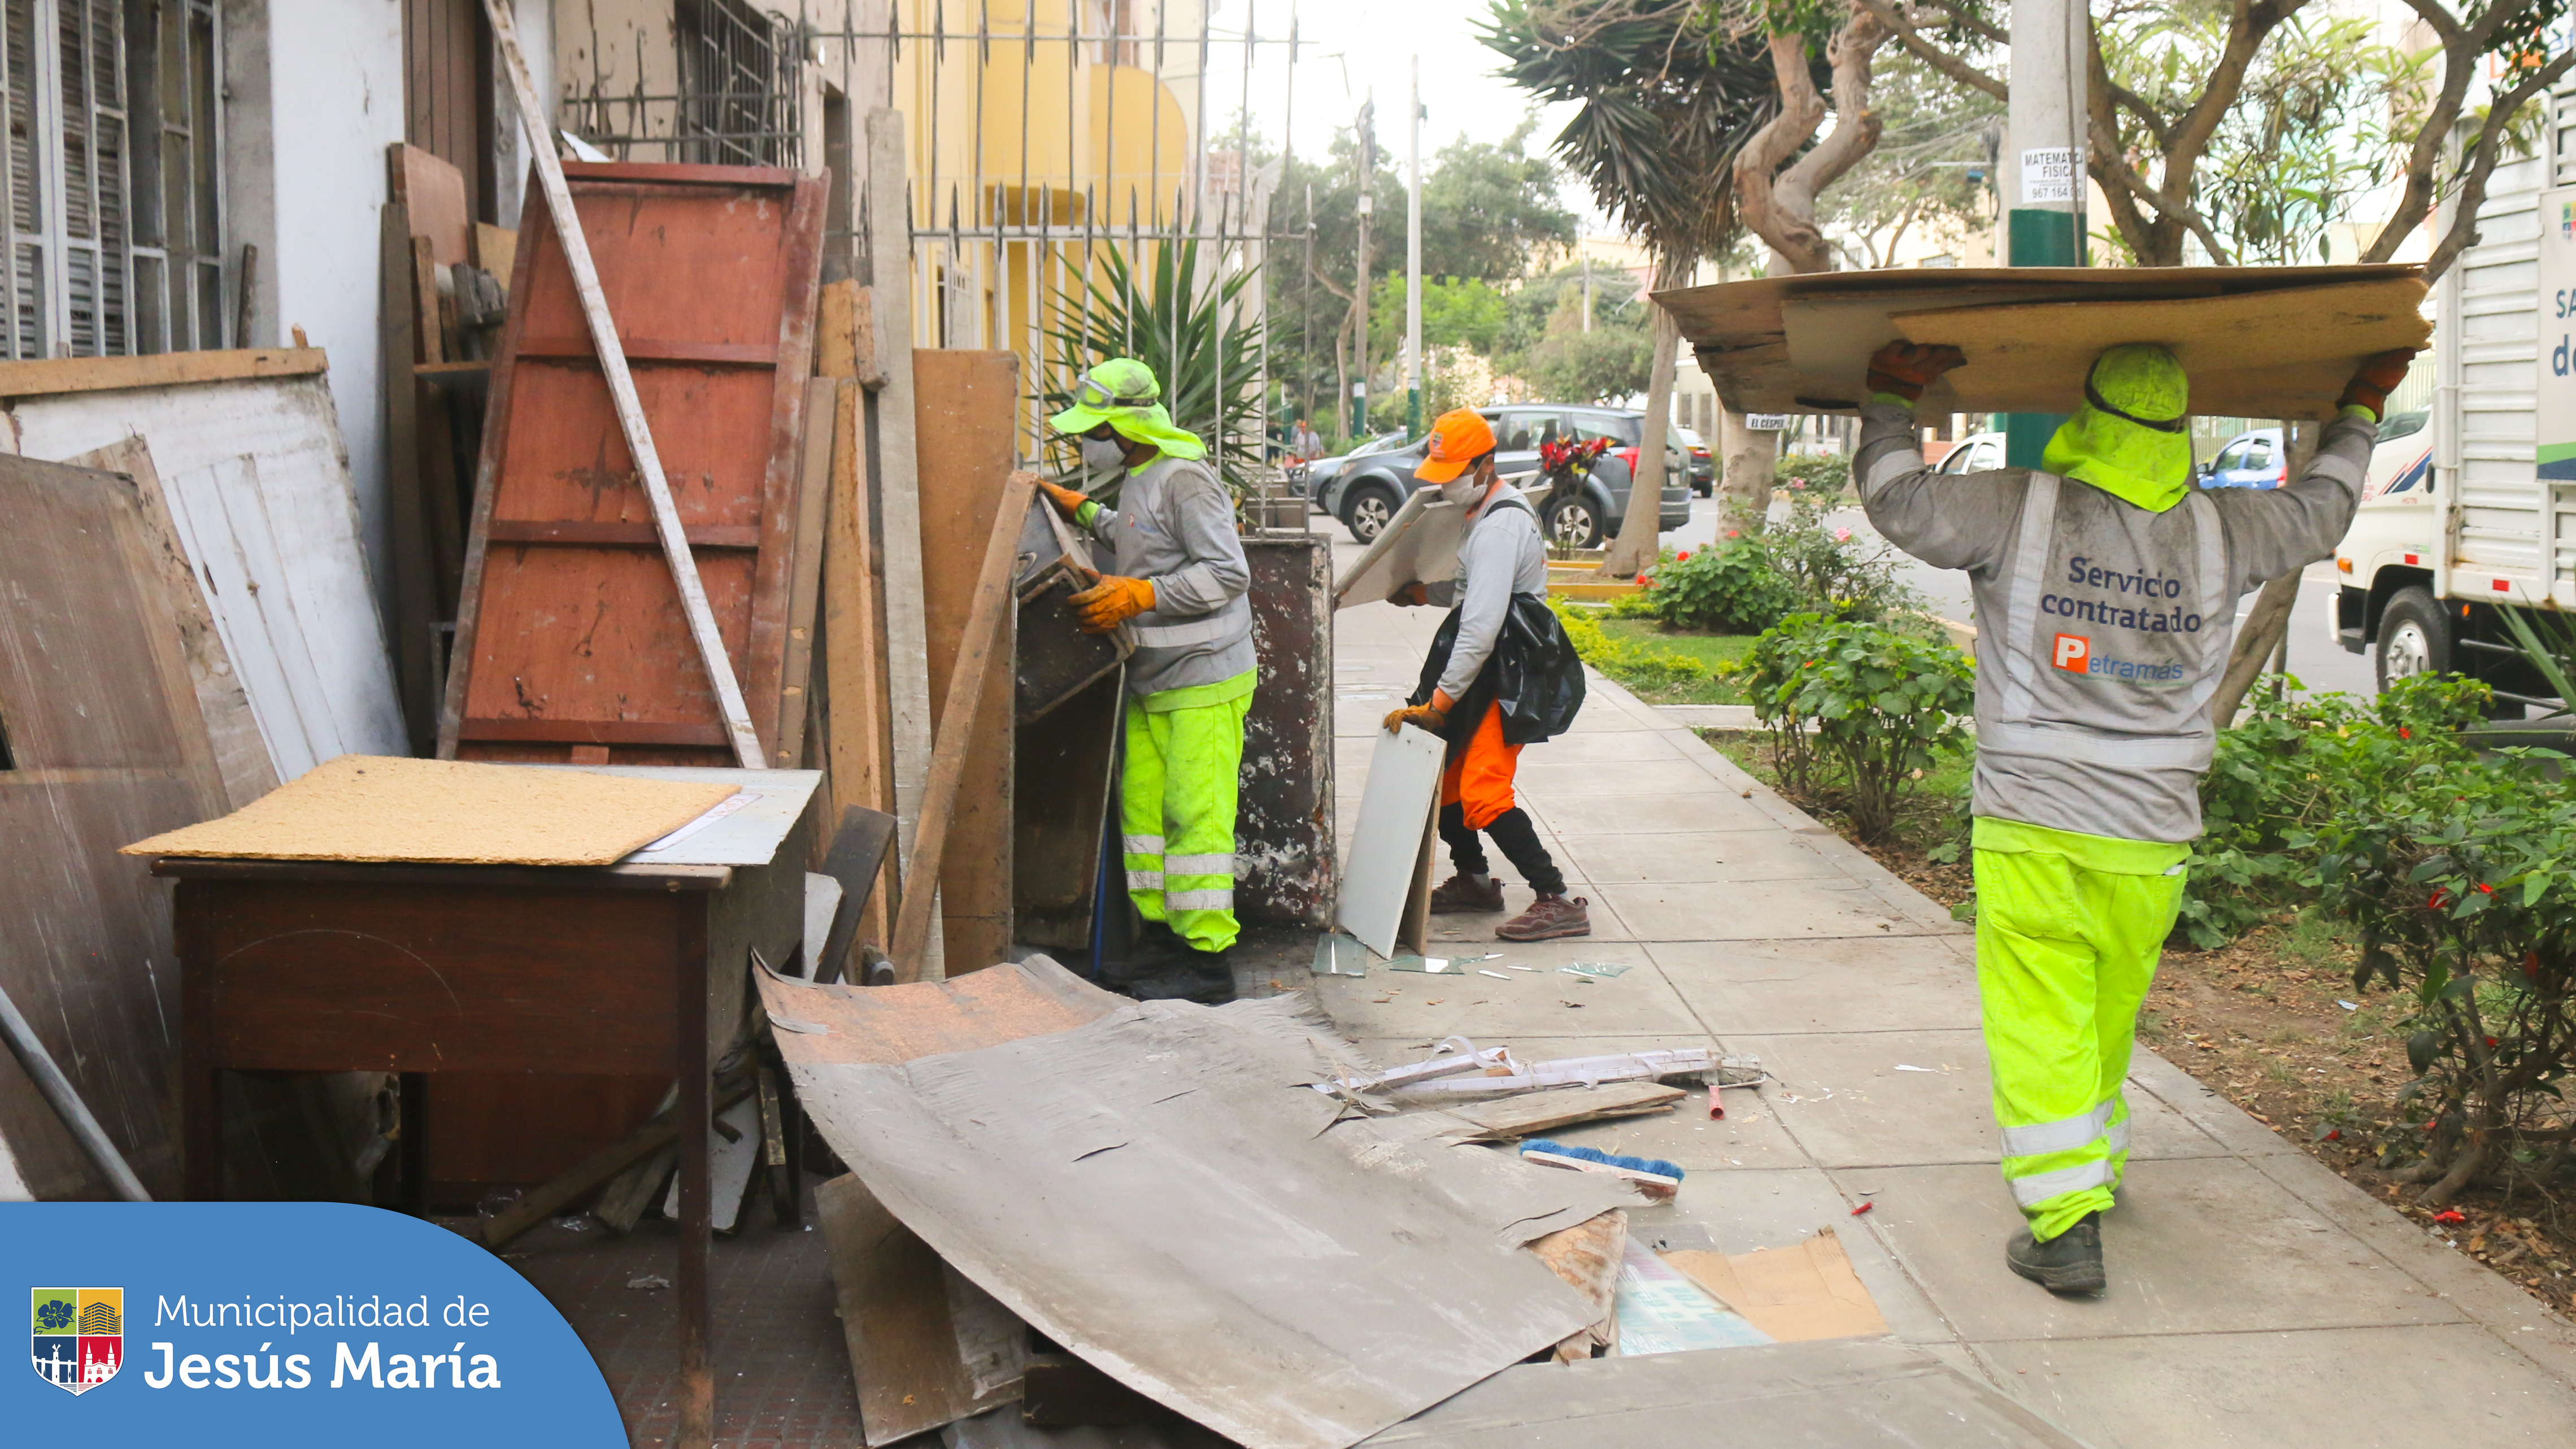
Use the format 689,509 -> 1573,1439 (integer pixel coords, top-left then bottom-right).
1208,0 -> 1592,212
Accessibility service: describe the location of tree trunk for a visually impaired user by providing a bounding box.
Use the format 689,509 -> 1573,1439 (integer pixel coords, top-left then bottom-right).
1599,257 -> 1683,578
1718,406 -> 1777,536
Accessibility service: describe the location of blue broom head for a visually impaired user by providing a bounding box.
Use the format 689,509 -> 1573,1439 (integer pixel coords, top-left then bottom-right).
1519,1138 -> 1684,1183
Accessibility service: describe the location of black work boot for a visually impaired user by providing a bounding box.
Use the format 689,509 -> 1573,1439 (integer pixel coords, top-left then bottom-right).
2007,1212 -> 2106,1295
1429,873 -> 1507,913
1113,924 -> 1236,1006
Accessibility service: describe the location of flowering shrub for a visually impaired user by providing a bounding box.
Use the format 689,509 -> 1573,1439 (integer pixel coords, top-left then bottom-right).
1735,612 -> 1974,841
1548,597 -> 1708,691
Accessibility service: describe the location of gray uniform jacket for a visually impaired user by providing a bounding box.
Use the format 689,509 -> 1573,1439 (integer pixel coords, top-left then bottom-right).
1853,402 -> 2377,843
1082,453 -> 1256,697
1426,482 -> 1550,701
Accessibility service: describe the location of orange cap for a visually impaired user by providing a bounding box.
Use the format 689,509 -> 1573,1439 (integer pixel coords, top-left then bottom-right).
1415,408 -> 1496,484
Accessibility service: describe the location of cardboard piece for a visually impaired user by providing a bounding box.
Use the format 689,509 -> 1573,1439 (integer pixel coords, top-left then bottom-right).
122,755 -> 736,865
1333,490 -> 1465,611
1612,1238 -> 1770,1353
1438,1082 -> 1687,1141
1336,724 -> 1447,956
1657,263 -> 2426,420
1664,1228 -> 1889,1343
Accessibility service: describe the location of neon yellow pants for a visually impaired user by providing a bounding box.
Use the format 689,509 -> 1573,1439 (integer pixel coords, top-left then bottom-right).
1121,673 -> 1254,952
1971,817 -> 2188,1242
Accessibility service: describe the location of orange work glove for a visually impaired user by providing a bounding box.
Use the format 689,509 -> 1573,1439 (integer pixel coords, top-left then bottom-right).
1388,581 -> 1431,607
1038,479 -> 1091,519
1382,691 -> 1452,735
2338,349 -> 2417,421
1866,342 -> 1968,403
1068,575 -> 1154,633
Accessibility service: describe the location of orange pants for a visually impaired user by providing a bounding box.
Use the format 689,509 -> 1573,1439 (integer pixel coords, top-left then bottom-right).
1439,704 -> 1524,830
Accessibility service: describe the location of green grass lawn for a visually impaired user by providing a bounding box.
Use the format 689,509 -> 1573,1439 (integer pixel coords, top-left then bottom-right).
1589,619 -> 1757,705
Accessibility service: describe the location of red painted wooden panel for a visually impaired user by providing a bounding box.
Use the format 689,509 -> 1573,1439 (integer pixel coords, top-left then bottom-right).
438,163 -> 826,769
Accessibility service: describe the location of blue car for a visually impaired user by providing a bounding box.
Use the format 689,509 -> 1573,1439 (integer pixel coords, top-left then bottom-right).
2198,427 -> 2286,489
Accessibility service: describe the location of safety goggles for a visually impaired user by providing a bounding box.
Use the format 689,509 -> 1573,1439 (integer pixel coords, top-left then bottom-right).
1073,374 -> 1158,411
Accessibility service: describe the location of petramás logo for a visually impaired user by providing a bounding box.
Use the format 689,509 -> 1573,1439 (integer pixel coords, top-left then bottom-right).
2052,632 -> 2185,682
31,1287 -> 121,1394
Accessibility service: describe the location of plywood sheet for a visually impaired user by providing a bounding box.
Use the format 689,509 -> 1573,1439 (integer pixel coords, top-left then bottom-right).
913,349 -> 1021,973
817,1172 -> 1029,1446
123,755 -> 735,865
0,452 -> 234,1199
7,372 -> 407,780
390,143 -> 471,267
438,162 -> 828,769
1665,1228 -> 1889,1343
1338,725 -> 1446,956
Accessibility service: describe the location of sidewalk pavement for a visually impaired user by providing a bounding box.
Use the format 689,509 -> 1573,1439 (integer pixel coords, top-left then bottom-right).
1313,589 -> 2576,1448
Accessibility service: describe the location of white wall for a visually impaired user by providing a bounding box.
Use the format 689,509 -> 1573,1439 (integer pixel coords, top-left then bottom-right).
246,0 -> 409,605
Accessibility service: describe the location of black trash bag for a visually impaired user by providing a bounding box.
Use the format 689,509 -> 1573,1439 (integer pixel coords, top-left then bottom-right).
1411,592 -> 1586,750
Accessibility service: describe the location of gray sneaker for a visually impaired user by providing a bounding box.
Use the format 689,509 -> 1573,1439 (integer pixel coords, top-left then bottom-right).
1497,894 -> 1590,942
2006,1212 -> 2106,1295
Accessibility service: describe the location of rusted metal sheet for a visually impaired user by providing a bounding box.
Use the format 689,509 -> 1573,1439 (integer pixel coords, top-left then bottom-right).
438,162 -> 828,768
1240,537 -> 1334,925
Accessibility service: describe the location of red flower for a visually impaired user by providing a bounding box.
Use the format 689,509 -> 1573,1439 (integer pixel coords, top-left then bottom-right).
1676,550 -> 1691,562
2484,1036 -> 2499,1048
1637,573 -> 1653,588
2398,726 -> 2412,739
2476,882 -> 2495,895
2433,1209 -> 2467,1225
2325,1128 -> 2342,1141
2428,888 -> 2453,911
2525,951 -> 2543,982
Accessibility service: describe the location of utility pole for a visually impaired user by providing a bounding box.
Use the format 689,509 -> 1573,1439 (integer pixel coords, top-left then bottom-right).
1354,94 -> 1374,439
2003,0 -> 2088,465
1406,57 -> 1424,435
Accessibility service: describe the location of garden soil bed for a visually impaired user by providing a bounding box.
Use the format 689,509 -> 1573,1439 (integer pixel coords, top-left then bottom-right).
1709,730 -> 2576,1320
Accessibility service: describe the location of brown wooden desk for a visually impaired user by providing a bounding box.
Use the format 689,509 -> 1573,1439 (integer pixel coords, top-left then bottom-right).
154,767 -> 819,1449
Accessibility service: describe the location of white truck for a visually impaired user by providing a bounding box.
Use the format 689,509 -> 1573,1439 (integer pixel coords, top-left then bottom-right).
2332,87 -> 2576,707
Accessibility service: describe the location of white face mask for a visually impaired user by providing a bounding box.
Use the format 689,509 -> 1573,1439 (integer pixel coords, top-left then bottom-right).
1440,472 -> 1489,510
1080,436 -> 1129,474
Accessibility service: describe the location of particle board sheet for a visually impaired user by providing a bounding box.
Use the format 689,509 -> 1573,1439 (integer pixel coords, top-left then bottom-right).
122,755 -> 736,865
754,954 -> 1124,1065
771,987 -> 1630,1449
1337,724 -> 1447,956
0,452 -> 235,1200
1656,262 -> 2425,419
438,161 -> 828,769
1354,1339 -> 2093,1447
2,368 -> 407,780
1891,279 -> 2433,421
915,349 -> 1025,972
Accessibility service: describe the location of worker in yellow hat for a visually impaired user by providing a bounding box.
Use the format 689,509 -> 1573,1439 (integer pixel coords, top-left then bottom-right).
1387,408 -> 1590,942
1855,338 -> 2414,1295
1042,358 -> 1254,1005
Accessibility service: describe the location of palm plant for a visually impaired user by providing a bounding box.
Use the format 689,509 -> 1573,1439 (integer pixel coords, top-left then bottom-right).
1047,238 -> 1272,499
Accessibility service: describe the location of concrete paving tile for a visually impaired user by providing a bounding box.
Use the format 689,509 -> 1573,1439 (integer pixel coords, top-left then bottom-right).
1624,1166 -> 1959,1346
1524,729 -> 1695,763
1513,758 -> 1748,797
1649,937 -> 1983,1035
2122,1047 -> 2300,1159
1972,1325 -> 2576,1448
1527,790 -> 1778,835
1312,942 -> 1697,1037
1863,1158 -> 2466,1341
1551,829 -> 1847,885
1595,878 -> 1951,941
1731,1028 -> 2225,1169
2241,1147 -> 2576,1386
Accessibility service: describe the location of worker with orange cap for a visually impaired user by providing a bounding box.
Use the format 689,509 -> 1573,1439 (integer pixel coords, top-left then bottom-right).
1387,408 -> 1589,941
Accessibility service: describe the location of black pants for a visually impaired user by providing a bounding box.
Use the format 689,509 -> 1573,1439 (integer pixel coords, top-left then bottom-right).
1439,803 -> 1565,897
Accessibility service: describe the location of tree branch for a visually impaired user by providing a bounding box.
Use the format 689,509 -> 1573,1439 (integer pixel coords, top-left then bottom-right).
2360,0 -> 2479,266
1852,0 -> 2004,101
2087,113 -> 2238,264
2419,46 -> 2576,282
1735,31 -> 1833,273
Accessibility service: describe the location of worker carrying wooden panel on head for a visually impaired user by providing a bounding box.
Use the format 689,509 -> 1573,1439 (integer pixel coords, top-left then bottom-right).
1039,358 -> 1255,1006
1385,409 -> 1590,943
1854,338 -> 2417,1298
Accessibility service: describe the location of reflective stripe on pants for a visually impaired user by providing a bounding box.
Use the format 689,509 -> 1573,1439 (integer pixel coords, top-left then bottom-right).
1121,690 -> 1252,952
1973,841 -> 2185,1241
